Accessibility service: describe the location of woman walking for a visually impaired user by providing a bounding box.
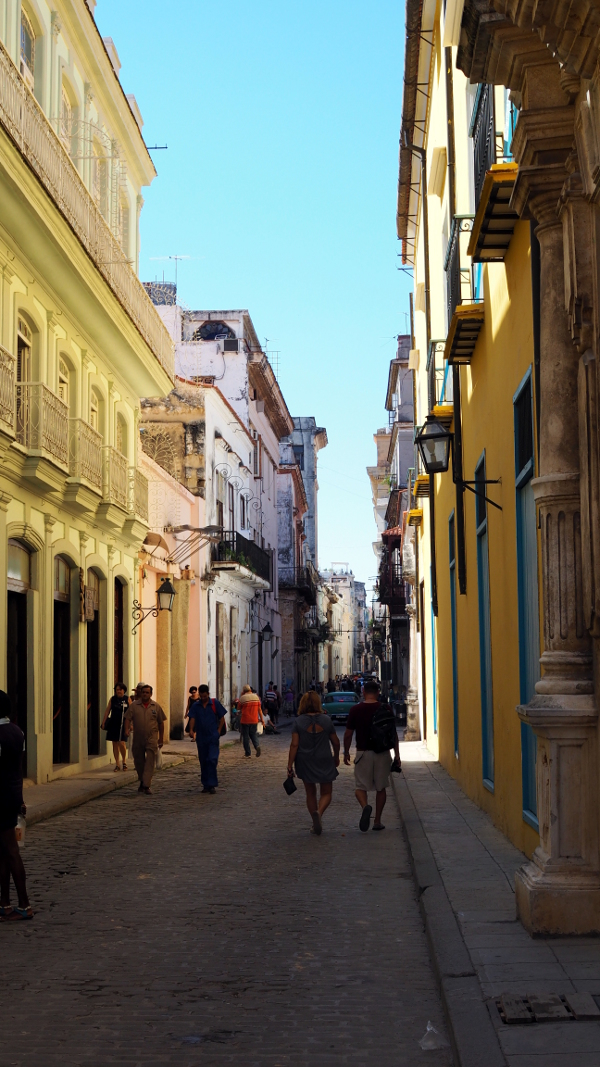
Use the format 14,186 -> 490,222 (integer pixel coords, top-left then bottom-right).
102,683 -> 129,770
287,691 -> 340,835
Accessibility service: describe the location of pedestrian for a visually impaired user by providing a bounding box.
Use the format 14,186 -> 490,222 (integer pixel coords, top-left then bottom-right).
343,680 -> 401,832
284,686 -> 294,716
237,684 -> 265,757
184,686 -> 198,739
326,677 -> 336,694
0,691 -> 32,921
188,685 -> 227,794
101,683 -> 129,770
272,684 -> 282,723
124,684 -> 166,795
263,681 -> 278,724
287,691 -> 340,836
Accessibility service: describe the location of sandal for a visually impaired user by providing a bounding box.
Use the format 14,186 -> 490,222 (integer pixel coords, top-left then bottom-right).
122,763 -> 128,771
1,906 -> 33,921
114,764 -> 121,772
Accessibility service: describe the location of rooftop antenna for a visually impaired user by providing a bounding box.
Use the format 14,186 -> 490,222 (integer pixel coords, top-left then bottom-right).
149,255 -> 190,291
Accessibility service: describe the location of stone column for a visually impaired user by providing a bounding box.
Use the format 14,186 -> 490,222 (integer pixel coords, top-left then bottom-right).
511,71 -> 600,931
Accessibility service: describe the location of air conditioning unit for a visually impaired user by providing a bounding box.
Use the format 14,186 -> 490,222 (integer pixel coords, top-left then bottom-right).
223,339 -> 239,352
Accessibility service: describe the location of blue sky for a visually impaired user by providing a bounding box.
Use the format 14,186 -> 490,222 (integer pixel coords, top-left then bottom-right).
96,0 -> 410,593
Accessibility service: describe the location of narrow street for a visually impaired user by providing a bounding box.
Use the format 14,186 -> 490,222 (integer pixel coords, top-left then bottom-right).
1,731 -> 452,1067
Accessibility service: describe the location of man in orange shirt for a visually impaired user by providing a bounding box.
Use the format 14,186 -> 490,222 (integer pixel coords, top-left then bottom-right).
237,685 -> 266,758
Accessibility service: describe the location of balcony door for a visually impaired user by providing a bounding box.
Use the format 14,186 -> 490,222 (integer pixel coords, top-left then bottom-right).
87,570 -> 100,756
7,540 -> 30,777
53,556 -> 71,765
114,578 -> 124,685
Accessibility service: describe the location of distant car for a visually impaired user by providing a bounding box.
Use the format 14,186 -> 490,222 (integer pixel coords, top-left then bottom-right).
322,691 -> 359,723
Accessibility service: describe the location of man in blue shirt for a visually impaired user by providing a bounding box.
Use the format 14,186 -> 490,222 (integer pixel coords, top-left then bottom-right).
188,685 -> 227,794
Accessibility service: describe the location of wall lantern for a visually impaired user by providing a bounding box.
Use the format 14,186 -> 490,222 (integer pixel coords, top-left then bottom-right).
262,622 -> 273,643
415,415 -> 452,475
132,576 -> 177,635
415,414 -> 502,510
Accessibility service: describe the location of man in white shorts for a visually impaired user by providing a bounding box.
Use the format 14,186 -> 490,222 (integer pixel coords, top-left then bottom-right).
343,680 -> 400,832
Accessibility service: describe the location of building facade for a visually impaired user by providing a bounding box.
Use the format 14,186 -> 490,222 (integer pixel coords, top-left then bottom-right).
0,0 -> 173,782
396,0 -> 600,933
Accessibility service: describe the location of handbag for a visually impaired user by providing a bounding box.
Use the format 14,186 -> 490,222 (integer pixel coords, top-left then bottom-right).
283,774 -> 297,796
155,747 -> 163,770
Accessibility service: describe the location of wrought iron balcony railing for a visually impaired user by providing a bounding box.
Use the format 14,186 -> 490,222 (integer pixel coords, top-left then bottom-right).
471,83 -> 496,208
0,40 -> 173,382
129,466 -> 149,523
445,215 -> 476,324
212,530 -> 271,585
102,446 -> 128,510
15,382 -> 68,468
0,345 -> 15,434
278,561 -> 318,604
68,418 -> 102,490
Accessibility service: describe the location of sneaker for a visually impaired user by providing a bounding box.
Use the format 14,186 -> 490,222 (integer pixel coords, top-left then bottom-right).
255,746 -> 261,757
359,804 -> 372,832
208,787 -> 216,794
1,906 -> 34,921
244,753 -> 251,758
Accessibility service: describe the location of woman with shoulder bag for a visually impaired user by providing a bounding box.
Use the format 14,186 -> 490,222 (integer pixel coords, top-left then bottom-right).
102,683 -> 129,770
287,691 -> 340,835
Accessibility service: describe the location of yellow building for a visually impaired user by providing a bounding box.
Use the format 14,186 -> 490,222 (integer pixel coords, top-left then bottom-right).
397,0 -> 542,854
0,0 -> 173,781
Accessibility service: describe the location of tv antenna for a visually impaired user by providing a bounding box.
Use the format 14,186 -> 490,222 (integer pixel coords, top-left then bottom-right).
149,255 -> 190,290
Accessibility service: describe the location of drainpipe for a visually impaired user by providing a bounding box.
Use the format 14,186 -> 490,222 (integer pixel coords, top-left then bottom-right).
445,47 -> 467,595
407,139 -> 437,616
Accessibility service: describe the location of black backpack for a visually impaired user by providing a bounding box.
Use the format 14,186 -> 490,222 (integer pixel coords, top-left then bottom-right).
369,704 -> 398,754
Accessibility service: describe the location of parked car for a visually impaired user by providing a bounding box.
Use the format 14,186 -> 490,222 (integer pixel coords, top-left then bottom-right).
322,691 -> 359,723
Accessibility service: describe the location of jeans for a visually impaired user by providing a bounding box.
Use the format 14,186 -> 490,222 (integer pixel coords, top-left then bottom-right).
241,722 -> 260,755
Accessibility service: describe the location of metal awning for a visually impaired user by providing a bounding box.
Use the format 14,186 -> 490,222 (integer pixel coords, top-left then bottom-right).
432,403 -> 453,428
407,508 -> 423,527
445,303 -> 485,365
467,163 -> 519,262
413,474 -> 430,497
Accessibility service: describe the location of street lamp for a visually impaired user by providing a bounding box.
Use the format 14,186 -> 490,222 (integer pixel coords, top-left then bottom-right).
414,414 -> 502,509
132,576 -> 177,635
262,622 -> 273,642
415,415 -> 452,475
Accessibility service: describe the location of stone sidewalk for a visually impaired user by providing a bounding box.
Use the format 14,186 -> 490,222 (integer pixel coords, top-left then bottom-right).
395,741 -> 600,1066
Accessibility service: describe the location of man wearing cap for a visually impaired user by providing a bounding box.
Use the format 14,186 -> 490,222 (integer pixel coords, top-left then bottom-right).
124,684 -> 166,795
188,685 -> 227,794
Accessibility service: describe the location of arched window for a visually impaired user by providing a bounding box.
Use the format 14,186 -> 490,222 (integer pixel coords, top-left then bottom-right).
54,555 -> 70,601
116,413 -> 128,457
192,321 -> 236,342
60,84 -> 72,150
58,358 -> 69,407
17,317 -> 32,383
20,10 -> 35,90
90,388 -> 100,431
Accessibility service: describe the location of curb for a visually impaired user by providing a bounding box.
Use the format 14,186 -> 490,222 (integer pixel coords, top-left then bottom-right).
26,753 -> 194,828
392,773 -> 507,1067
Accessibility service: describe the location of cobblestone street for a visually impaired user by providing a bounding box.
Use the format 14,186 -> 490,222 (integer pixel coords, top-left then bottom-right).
1,731 -> 453,1067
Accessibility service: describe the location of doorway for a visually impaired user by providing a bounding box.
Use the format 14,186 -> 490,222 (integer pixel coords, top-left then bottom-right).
7,539 -> 31,775
53,556 -> 71,765
419,580 -> 427,741
114,578 -> 124,685
87,570 -> 100,756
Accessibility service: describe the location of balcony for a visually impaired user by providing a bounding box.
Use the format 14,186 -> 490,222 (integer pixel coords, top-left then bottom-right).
15,382 -> 68,490
278,561 -> 318,605
129,467 -> 149,523
444,215 -> 484,365
97,445 -> 128,527
427,340 -> 453,417
467,163 -> 519,262
64,417 -> 103,512
471,84 -> 496,209
0,39 -> 173,383
212,531 -> 271,588
0,344 -> 15,439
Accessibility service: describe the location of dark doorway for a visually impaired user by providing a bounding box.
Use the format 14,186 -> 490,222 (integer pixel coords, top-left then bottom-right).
114,579 -> 124,685
53,599 -> 70,764
7,591 -> 27,776
53,556 -> 71,765
87,570 -> 100,756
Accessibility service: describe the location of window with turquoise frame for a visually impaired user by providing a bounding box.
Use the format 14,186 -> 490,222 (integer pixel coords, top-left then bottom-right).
449,512 -> 459,757
475,452 -> 494,790
514,369 -> 540,829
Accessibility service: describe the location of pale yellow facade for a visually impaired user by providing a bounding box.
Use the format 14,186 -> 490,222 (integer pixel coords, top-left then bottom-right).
0,0 -> 173,782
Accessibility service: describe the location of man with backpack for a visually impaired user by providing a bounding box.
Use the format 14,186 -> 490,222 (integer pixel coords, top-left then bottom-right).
188,685 -> 227,794
343,680 -> 401,832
